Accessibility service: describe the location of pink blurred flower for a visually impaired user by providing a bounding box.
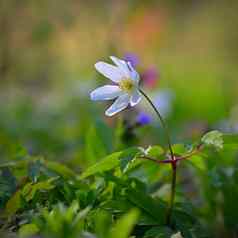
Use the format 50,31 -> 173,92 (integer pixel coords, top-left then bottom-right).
141,67 -> 159,88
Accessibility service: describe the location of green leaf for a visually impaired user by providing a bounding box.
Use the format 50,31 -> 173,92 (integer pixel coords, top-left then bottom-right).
186,155 -> 206,171
44,160 -> 76,179
143,226 -> 173,238
173,209 -> 197,238
80,152 -> 121,179
126,188 -> 166,224
120,147 -> 142,173
109,209 -> 139,238
171,144 -> 187,155
80,148 -> 140,179
85,126 -> 106,163
0,168 -> 17,208
201,130 -> 223,150
4,189 -> 22,217
146,145 -> 164,159
19,224 -> 39,238
94,210 -> 112,238
21,177 -> 57,202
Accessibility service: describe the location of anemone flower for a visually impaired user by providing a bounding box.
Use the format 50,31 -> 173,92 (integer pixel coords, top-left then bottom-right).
90,56 -> 141,116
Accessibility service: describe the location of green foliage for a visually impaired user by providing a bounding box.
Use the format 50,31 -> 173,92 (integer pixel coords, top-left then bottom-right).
19,224 -> 39,238
201,130 -> 224,150
108,209 -> 139,238
143,226 -> 173,238
0,168 -> 17,209
0,86 -> 238,238
145,145 -> 164,159
0,130 -> 237,238
202,130 -> 238,151
1,1 -> 238,237
80,147 -> 141,179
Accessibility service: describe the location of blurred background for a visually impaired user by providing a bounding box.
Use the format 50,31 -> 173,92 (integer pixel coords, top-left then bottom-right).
1,1 -> 238,237
0,0 -> 238,158
0,0 -> 238,161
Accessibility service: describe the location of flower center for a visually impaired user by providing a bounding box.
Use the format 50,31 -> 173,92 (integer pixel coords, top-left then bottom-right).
118,78 -> 134,93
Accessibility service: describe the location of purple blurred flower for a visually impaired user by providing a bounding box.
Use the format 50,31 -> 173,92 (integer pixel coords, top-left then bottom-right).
123,53 -> 140,68
153,90 -> 173,118
141,67 -> 159,88
136,111 -> 153,125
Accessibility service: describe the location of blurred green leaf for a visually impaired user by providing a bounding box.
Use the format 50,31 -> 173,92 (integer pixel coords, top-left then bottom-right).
94,210 -> 112,238
126,188 -> 166,225
143,226 -> 173,238
44,160 -> 76,179
0,168 -> 17,208
22,177 -> 57,202
186,155 -> 206,171
201,130 -> 223,150
85,121 -> 113,165
19,224 -> 39,238
109,209 -> 139,238
171,144 -> 187,155
4,189 -> 21,217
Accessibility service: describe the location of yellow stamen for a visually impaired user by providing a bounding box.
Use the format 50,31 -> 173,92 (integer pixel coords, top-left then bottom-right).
118,78 -> 134,93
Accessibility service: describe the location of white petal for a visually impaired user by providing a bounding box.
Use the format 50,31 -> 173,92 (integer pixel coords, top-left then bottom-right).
110,56 -> 130,78
95,62 -> 123,82
105,94 -> 130,116
90,85 -> 122,101
130,90 -> 142,106
127,62 -> 140,83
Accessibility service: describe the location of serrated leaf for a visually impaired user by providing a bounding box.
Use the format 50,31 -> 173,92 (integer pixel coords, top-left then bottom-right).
109,209 -> 139,238
201,130 -> 223,150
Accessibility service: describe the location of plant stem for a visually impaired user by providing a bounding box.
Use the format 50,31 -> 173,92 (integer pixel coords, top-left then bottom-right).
166,162 -> 177,225
139,155 -> 171,164
176,143 -> 203,161
139,88 -> 176,226
139,88 -> 174,160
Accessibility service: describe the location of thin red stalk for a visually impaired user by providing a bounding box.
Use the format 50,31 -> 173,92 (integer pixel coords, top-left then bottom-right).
166,162 -> 177,225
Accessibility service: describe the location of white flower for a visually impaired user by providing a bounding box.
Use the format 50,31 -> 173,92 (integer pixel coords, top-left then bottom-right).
90,56 -> 141,116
